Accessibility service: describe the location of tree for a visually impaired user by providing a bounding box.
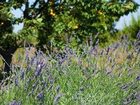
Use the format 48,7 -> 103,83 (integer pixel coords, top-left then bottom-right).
0,0 -> 139,75
52,0 -> 139,46
0,2 -> 18,75
0,0 -> 59,75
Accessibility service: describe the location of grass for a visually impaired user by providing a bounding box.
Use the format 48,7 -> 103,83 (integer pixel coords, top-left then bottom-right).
0,38 -> 140,105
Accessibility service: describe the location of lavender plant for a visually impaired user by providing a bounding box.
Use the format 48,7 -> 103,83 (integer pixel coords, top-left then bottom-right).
0,38 -> 140,105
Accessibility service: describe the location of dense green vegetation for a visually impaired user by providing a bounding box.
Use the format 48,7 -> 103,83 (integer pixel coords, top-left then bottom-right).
120,13 -> 140,39
1,39 -> 140,105
0,0 -> 139,74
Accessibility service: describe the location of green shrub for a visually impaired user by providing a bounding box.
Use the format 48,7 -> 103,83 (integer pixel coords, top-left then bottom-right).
121,13 -> 140,39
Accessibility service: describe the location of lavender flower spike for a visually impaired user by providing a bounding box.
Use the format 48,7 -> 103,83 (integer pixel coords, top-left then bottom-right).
37,92 -> 44,100
136,30 -> 140,40
15,78 -> 19,86
9,100 -> 21,105
136,75 -> 140,81
53,93 -> 63,105
35,60 -> 45,76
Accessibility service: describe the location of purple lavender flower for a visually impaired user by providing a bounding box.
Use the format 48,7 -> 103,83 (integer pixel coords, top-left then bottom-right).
120,84 -> 129,90
9,100 -> 21,105
65,47 -> 73,55
136,75 -> 140,81
35,65 -> 42,76
136,30 -> 140,40
15,78 -> 18,86
35,60 -> 45,76
89,46 -> 98,56
53,93 -> 63,105
106,47 -> 110,55
30,56 -> 35,65
58,58 -> 66,65
100,49 -> 104,55
112,42 -> 120,51
89,47 -> 96,54
20,70 -> 24,79
37,92 -> 44,100
108,56 -> 112,63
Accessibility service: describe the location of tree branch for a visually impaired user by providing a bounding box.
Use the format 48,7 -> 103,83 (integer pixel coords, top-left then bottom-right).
23,0 -> 29,19
31,0 -> 39,8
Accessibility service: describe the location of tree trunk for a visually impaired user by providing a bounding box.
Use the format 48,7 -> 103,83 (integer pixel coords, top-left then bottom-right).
2,53 -> 13,74
0,47 -> 17,76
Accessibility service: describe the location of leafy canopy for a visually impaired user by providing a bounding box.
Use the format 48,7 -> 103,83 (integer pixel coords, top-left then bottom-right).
0,0 -> 139,50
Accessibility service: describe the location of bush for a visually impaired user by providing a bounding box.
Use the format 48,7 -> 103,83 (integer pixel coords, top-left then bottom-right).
121,13 -> 140,39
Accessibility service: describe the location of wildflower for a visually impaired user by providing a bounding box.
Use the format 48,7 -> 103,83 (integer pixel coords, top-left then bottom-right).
136,30 -> 140,40
30,56 -> 35,65
120,84 -> 129,90
53,93 -> 63,105
35,65 -> 42,76
108,56 -> 112,63
113,43 -> 120,50
89,46 -> 98,56
37,92 -> 44,100
20,70 -> 24,79
9,100 -> 21,105
106,47 -> 110,55
15,78 -> 18,86
100,49 -> 104,55
89,47 -> 96,54
136,75 -> 140,81
65,47 -> 73,55
58,58 -> 66,65
35,60 -> 45,76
